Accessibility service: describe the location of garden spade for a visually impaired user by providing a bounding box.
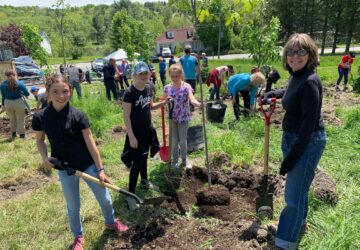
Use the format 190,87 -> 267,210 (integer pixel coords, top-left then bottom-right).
49,159 -> 170,206
256,97 -> 276,219
159,105 -> 170,162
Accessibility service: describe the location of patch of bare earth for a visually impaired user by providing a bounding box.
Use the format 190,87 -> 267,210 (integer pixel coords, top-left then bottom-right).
0,167 -> 56,202
101,153 -> 338,250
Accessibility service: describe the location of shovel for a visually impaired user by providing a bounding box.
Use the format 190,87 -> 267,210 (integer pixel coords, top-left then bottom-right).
256,97 -> 276,219
49,159 -> 170,206
159,105 -> 170,162
167,99 -> 175,165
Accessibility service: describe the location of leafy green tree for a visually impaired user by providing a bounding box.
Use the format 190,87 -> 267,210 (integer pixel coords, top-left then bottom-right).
21,24 -> 48,66
92,15 -> 106,44
242,16 -> 280,68
110,10 -> 154,61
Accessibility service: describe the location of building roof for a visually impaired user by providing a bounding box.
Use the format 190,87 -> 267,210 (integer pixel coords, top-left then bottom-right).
156,26 -> 196,44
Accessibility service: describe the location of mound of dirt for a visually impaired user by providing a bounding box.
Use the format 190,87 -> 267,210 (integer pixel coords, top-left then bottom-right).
100,153 -> 338,249
196,184 -> 230,206
312,169 -> 338,205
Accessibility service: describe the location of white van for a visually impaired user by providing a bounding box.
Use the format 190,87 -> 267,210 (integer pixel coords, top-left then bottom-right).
161,47 -> 171,58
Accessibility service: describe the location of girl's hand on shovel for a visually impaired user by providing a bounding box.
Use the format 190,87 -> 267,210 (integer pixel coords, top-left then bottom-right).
98,171 -> 112,185
43,157 -> 56,170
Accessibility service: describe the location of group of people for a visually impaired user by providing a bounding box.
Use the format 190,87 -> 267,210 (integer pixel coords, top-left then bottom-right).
1,33 -> 356,250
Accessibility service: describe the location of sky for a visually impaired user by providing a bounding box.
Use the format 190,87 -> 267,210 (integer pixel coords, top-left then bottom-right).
0,0 -> 163,7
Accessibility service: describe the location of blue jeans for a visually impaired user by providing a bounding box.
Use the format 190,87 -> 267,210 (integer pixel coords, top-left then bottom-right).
210,86 -> 220,100
58,164 -> 115,237
275,130 -> 326,250
71,81 -> 82,98
336,67 -> 349,86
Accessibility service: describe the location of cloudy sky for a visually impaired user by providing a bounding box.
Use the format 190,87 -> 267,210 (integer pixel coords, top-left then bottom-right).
0,0 -> 162,7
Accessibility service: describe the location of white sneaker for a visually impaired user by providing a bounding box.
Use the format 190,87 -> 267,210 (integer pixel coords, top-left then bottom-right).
126,196 -> 140,211
185,162 -> 192,169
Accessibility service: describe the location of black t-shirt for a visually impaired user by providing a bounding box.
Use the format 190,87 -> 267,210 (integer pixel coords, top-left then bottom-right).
31,103 -> 94,172
123,84 -> 153,135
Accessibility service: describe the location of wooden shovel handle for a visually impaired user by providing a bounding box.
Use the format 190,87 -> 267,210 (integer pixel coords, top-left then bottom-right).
74,170 -> 143,203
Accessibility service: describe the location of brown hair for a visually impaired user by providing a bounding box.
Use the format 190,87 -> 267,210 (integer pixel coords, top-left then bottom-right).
168,63 -> 185,80
226,65 -> 234,76
282,33 -> 319,72
45,74 -> 72,103
5,69 -> 18,92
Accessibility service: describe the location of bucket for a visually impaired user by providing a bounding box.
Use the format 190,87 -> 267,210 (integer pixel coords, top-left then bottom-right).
187,125 -> 204,153
206,102 -> 227,123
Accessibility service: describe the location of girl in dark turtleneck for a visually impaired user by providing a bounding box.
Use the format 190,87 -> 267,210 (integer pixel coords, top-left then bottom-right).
263,33 -> 326,250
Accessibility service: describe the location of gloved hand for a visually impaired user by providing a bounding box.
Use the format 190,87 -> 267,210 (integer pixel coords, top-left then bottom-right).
280,155 -> 297,176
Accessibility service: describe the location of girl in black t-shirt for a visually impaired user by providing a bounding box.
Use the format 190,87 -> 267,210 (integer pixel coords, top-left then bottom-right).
32,74 -> 128,250
122,61 -> 169,210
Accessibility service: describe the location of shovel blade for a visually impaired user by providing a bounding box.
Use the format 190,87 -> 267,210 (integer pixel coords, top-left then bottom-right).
142,196 -> 171,206
159,146 -> 170,162
256,193 -> 274,219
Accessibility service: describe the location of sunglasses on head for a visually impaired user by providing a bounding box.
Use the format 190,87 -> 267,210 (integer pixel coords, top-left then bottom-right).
286,49 -> 308,57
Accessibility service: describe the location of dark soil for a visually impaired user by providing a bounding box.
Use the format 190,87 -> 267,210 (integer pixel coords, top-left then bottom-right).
100,152 -> 338,250
312,169 -> 338,205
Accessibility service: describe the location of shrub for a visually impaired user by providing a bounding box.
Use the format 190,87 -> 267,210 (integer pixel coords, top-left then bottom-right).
351,66 -> 360,93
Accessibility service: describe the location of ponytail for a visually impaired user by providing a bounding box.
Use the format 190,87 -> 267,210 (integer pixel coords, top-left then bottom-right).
5,69 -> 18,92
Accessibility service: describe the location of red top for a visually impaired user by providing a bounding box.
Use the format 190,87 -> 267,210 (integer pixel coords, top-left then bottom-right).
338,54 -> 354,69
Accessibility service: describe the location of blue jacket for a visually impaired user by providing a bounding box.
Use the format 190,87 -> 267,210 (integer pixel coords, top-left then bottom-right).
227,73 -> 258,106
1,80 -> 30,105
159,61 -> 166,74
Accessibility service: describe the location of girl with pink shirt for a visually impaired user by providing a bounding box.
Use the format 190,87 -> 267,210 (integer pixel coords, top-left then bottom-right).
162,64 -> 202,169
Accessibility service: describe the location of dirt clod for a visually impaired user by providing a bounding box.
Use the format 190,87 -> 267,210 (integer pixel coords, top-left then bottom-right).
196,184 -> 230,206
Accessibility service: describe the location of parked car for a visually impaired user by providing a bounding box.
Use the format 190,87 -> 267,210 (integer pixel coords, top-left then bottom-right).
161,48 -> 171,58
91,58 -> 104,72
15,62 -> 43,78
149,55 -> 159,63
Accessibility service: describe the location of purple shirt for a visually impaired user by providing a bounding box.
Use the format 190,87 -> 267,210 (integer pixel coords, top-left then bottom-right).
164,82 -> 193,123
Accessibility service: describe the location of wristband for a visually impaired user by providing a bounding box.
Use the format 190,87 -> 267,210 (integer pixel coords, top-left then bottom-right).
96,167 -> 105,172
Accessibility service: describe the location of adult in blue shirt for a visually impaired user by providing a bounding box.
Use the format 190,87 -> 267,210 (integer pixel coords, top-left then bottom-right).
179,45 -> 198,93
0,69 -> 30,139
159,57 -> 167,87
227,72 -> 265,120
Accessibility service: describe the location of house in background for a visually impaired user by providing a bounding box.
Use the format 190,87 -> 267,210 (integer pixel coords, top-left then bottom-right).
155,26 -> 205,55
0,41 -> 14,61
40,31 -> 52,56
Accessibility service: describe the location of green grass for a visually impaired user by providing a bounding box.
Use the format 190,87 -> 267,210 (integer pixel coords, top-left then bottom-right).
1,57 -> 360,249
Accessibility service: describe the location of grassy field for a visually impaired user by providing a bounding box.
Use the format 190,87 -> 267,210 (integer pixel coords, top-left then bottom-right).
0,56 -> 359,249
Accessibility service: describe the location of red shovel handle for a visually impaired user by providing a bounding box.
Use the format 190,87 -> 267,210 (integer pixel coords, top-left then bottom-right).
260,98 -> 276,126
161,103 -> 166,147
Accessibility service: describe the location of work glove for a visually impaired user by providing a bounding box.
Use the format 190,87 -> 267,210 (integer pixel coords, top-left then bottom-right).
280,155 -> 297,176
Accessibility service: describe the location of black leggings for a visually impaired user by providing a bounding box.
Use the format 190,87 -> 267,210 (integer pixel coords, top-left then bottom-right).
233,90 -> 250,119
128,152 -> 148,193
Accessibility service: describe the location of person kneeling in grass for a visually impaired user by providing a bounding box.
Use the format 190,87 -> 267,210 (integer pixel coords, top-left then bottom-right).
121,61 -> 170,210
32,74 -> 128,250
227,72 -> 266,120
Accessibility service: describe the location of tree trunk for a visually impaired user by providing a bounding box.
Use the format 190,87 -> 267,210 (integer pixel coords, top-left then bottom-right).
344,0 -> 356,52
331,8 -> 342,54
321,14 -> 328,55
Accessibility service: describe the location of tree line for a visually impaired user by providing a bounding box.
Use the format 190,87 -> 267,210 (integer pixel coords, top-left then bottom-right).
0,0 -> 359,64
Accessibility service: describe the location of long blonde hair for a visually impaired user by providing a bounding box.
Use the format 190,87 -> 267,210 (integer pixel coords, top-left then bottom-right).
282,33 -> 319,72
168,63 -> 185,81
5,69 -> 18,92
